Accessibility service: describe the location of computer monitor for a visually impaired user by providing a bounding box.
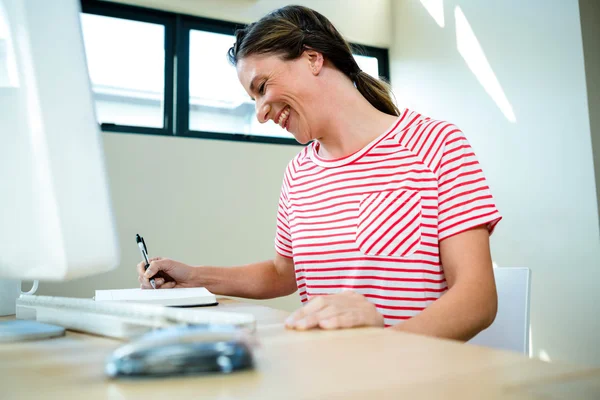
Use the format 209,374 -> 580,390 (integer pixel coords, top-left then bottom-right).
0,0 -> 120,283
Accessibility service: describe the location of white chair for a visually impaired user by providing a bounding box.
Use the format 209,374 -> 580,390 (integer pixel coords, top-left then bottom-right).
468,267 -> 531,355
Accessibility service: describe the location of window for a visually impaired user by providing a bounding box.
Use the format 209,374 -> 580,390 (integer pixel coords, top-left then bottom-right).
188,29 -> 279,137
354,55 -> 379,78
80,14 -> 166,128
80,0 -> 391,145
187,28 -> 293,140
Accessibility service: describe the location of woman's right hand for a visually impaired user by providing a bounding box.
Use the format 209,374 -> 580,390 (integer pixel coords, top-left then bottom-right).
137,257 -> 198,289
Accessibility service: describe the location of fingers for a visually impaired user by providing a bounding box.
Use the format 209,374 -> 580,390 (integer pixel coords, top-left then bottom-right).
289,310 -> 361,330
137,261 -> 147,277
292,305 -> 340,330
137,257 -> 164,286
285,296 -> 328,328
139,275 -> 153,289
319,313 -> 359,330
137,257 -> 162,273
139,275 -> 175,290
137,265 -> 149,287
285,292 -> 384,331
144,258 -> 169,279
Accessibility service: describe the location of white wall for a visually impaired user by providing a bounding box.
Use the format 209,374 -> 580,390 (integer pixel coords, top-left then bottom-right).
38,0 -> 392,313
105,0 -> 392,48
390,0 -> 600,366
39,132 -> 302,311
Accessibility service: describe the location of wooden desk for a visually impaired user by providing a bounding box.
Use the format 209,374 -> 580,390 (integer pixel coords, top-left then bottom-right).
1,297 -> 599,399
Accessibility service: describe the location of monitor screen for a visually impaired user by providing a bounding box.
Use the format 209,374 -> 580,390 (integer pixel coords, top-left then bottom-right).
0,0 -> 120,281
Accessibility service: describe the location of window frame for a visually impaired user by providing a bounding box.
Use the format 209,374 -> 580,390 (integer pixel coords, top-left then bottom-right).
80,0 -> 176,137
80,0 -> 392,146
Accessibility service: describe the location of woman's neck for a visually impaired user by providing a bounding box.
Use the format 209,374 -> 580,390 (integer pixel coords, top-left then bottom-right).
314,73 -> 399,160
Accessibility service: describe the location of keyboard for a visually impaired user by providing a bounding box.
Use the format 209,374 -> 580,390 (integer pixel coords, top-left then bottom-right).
16,295 -> 256,340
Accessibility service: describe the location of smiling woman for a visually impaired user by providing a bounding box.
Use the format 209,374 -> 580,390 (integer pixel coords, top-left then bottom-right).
138,5 -> 503,341
227,5 -> 399,146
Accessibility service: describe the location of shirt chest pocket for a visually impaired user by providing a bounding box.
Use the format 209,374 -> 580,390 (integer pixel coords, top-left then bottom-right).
355,189 -> 423,257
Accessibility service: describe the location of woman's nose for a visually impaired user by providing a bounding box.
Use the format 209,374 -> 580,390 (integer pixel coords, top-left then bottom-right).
256,101 -> 271,124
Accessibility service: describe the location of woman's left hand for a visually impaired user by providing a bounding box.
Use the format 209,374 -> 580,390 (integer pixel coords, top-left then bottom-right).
285,291 -> 384,330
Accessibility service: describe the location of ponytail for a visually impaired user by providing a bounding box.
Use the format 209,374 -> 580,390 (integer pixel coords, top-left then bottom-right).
353,71 -> 399,116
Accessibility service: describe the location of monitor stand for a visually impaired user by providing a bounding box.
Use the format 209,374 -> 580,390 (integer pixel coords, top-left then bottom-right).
0,320 -> 65,342
0,280 -> 62,341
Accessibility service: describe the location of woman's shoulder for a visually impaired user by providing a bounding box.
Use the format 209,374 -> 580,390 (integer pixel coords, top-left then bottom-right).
282,145 -> 312,177
393,109 -> 465,147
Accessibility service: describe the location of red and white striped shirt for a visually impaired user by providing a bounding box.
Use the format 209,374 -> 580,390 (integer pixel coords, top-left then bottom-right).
275,109 -> 502,326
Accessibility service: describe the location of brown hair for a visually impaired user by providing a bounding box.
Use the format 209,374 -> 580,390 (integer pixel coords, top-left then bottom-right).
227,5 -> 399,116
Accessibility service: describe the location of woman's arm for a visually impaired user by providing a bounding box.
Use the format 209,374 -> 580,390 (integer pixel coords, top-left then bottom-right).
140,253 -> 297,299
192,253 -> 298,299
391,226 -> 497,340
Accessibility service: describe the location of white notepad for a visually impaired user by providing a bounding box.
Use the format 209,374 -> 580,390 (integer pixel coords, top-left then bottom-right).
94,287 -> 217,307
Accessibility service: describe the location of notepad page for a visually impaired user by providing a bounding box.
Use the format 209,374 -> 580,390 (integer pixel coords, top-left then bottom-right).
95,287 -> 215,305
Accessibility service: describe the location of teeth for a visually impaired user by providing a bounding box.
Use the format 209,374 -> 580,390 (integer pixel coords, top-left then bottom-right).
278,106 -> 290,127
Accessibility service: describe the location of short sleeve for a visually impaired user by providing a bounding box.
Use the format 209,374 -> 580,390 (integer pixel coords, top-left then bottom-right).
436,127 -> 502,241
274,176 -> 293,258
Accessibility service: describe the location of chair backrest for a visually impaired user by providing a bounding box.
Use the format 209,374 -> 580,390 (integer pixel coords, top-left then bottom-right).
468,267 -> 531,355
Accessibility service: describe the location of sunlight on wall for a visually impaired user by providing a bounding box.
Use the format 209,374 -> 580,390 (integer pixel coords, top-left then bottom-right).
415,2 -> 516,123
539,349 -> 552,362
418,0 -> 444,28
0,1 -> 19,87
455,6 -> 516,123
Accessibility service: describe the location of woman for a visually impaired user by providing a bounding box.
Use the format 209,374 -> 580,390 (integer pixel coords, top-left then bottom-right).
138,5 -> 502,341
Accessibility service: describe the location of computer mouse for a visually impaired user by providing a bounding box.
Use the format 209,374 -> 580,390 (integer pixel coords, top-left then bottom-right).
105,325 -> 255,378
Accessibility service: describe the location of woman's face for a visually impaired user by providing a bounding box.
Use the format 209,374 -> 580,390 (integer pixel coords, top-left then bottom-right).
237,52 -> 321,144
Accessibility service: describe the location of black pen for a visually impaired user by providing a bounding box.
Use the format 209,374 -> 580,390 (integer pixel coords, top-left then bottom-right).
136,234 -> 156,289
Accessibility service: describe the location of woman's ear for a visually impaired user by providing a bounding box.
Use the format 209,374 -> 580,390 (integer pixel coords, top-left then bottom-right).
304,49 -> 324,75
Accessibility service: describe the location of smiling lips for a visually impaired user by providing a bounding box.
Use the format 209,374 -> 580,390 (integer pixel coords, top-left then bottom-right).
277,105 -> 291,129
